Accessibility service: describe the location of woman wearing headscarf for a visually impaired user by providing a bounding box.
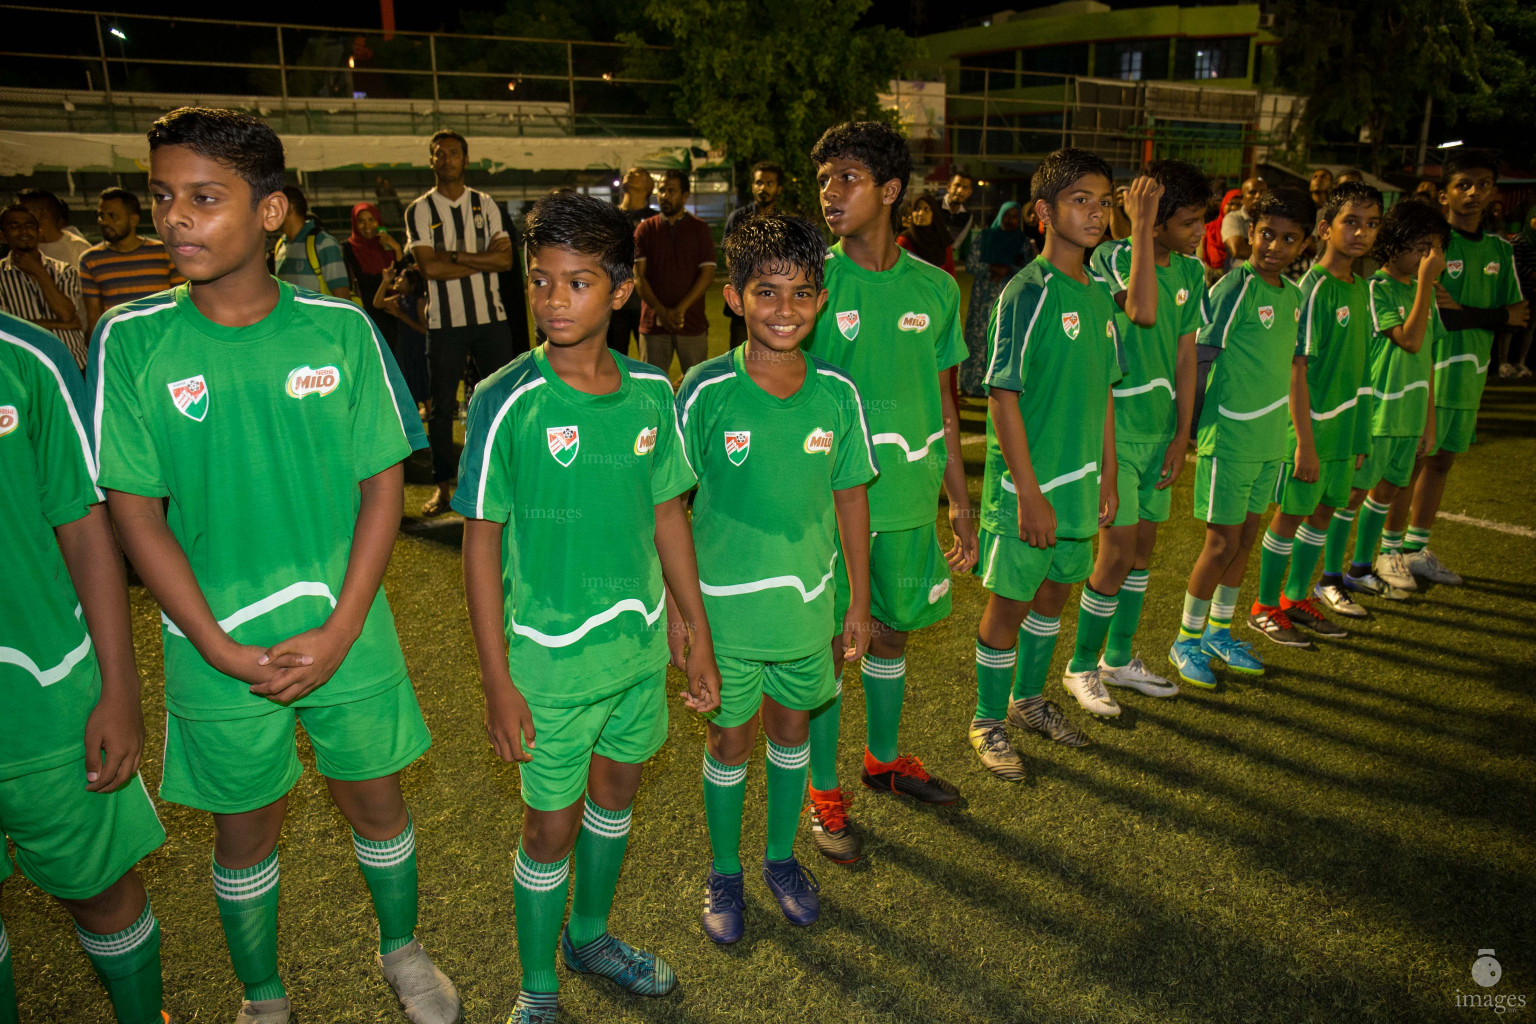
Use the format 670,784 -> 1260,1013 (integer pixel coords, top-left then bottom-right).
897,193 -> 955,275
342,201 -> 405,351
959,200 -> 1032,397
1200,188 -> 1241,285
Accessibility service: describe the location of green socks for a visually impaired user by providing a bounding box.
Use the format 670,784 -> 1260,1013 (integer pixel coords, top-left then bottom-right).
764,741 -> 810,862
1178,592 -> 1211,641
76,901 -> 163,1024
1257,530 -> 1293,608
1381,528 -> 1405,553
973,640 -> 1016,721
213,848 -> 285,1004
807,685 -> 842,792
1208,584 -> 1240,634
1351,497 -> 1391,573
702,752 -> 748,874
513,846 -> 570,994
0,920 -> 13,1024
353,819 -> 417,955
1323,507 -> 1356,577
1012,614 -> 1061,701
1403,525 -> 1430,553
1104,569 -> 1148,668
1283,523 -> 1327,602
567,799 -> 631,947
861,655 -> 905,764
1067,586 -> 1119,672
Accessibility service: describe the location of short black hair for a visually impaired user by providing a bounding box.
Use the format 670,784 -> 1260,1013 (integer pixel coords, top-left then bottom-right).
147,107 -> 286,205
950,170 -> 974,184
723,213 -> 827,294
811,121 -> 912,207
281,185 -> 309,220
98,186 -> 141,217
0,202 -> 34,224
1144,159 -> 1208,226
751,161 -> 783,183
1250,188 -> 1315,233
1031,148 -> 1114,206
16,187 -> 67,222
429,128 -> 468,155
1320,180 -> 1384,223
661,169 -> 690,194
1372,196 -> 1451,265
522,188 -> 634,286
1441,147 -> 1497,183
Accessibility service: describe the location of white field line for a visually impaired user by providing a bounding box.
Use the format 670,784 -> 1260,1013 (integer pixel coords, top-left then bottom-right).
1439,510 -> 1536,539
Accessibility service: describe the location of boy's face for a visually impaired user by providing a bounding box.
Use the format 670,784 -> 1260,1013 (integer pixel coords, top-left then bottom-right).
724,265 -> 827,355
1310,169 -> 1334,194
1320,200 -> 1381,260
817,157 -> 900,239
1037,172 -> 1111,250
1155,202 -> 1206,256
526,245 -> 632,348
149,144 -> 285,283
1387,236 -> 1439,279
1442,168 -> 1495,219
1249,215 -> 1307,275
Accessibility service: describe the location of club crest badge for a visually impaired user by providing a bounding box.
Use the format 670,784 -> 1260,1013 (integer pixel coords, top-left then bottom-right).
634,426 -> 657,455
1258,305 -> 1275,329
1175,288 -> 1189,306
1447,259 -> 1464,278
724,430 -> 750,466
1061,311 -> 1081,339
1484,261 -> 1500,276
836,310 -> 860,340
286,365 -> 340,399
803,428 -> 833,454
1336,306 -> 1351,327
0,405 -> 16,437
167,375 -> 209,422
897,311 -> 930,332
547,425 -> 579,466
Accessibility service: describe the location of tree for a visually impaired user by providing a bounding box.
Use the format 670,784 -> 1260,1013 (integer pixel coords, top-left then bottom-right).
1447,0 -> 1536,166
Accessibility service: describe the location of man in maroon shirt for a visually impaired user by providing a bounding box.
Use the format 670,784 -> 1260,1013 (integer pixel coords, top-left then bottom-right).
633,169 -> 716,376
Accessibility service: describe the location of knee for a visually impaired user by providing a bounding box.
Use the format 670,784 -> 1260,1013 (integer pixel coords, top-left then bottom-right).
708,725 -> 755,765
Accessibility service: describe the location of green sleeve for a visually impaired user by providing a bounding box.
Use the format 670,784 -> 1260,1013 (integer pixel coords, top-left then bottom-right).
1370,277 -> 1405,335
935,277 -> 967,372
1498,243 -> 1524,305
1296,276 -> 1330,359
1179,260 -> 1205,337
451,381 -> 515,523
983,276 -> 1047,392
674,372 -> 706,488
348,308 -> 427,482
828,372 -> 878,490
1196,270 -> 1246,350
89,322 -> 167,499
650,381 -> 696,505
27,332 -> 99,527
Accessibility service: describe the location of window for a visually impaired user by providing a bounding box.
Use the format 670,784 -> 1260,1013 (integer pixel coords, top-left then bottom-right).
1093,39 -> 1170,82
1120,50 -> 1142,81
1174,37 -> 1250,81
958,50 -> 1017,94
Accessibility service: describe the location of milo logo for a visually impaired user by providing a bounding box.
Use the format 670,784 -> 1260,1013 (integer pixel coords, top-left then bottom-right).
1484,261 -> 1500,276
803,428 -> 833,453
897,311 -> 930,332
634,426 -> 657,455
286,365 -> 340,399
1175,288 -> 1189,306
0,404 -> 16,437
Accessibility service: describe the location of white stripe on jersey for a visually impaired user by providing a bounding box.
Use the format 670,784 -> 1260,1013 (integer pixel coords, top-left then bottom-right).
1,324 -> 101,497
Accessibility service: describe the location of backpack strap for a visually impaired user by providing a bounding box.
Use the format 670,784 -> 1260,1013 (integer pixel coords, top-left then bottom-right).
305,233 -> 332,296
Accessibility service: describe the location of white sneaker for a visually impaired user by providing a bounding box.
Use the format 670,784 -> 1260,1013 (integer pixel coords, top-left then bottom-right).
1063,667 -> 1121,717
1518,364 -> 1534,379
1374,550 -> 1418,591
1097,656 -> 1179,697
1499,362 -> 1518,379
1406,546 -> 1463,585
1314,581 -> 1368,619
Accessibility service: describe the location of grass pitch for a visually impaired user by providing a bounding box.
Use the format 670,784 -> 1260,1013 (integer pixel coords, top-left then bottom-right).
5,311 -> 1535,1024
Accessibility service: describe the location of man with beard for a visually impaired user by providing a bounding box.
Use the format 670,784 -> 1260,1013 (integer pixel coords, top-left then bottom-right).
633,169 -> 716,377
79,188 -> 185,335
722,161 -> 785,348
0,204 -> 85,367
940,171 -> 976,256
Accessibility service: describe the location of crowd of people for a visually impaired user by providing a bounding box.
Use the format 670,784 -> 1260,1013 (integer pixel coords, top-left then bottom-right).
0,103 -> 1531,1024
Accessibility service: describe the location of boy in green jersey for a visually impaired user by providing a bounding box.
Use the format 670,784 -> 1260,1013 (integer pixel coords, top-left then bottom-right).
1322,199 -> 1448,600
92,109 -> 455,1024
677,215 -> 876,942
801,121 -> 977,860
1248,182 -> 1381,648
1402,148 -> 1528,585
969,148 -> 1151,778
456,191 -> 720,1024
1075,159 -> 1207,704
1168,189 -> 1312,688
0,312 -> 168,1024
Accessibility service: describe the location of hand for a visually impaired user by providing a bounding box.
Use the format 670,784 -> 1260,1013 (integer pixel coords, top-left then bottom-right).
1507,300 -> 1530,329
1155,438 -> 1188,490
683,639 -> 722,714
1433,281 -> 1462,310
488,234 -> 512,253
946,504 -> 979,571
1419,245 -> 1446,284
381,265 -> 396,284
1293,443 -> 1320,483
1016,486 -> 1056,549
664,307 -> 686,332
1355,452 -> 1366,470
841,603 -> 872,663
1420,416 -> 1436,458
248,623 -> 356,705
666,616 -> 688,672
209,638 -> 282,686
1098,472 -> 1120,528
1125,175 -> 1165,232
483,677 -> 536,762
82,689 -> 144,792
10,247 -> 45,276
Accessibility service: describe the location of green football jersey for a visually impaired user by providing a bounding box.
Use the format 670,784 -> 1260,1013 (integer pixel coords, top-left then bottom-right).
1367,271 -> 1439,437
1292,264 -> 1374,460
804,243 -> 966,532
1437,228 -> 1522,409
678,347 -> 878,661
452,345 -> 695,707
982,256 -> 1121,541
1195,262 -> 1304,462
91,282 -> 427,721
1089,240 -> 1205,444
0,314 -> 104,779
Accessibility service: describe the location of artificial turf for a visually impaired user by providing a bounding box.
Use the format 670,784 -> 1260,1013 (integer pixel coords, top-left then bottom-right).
5,306 -> 1534,1024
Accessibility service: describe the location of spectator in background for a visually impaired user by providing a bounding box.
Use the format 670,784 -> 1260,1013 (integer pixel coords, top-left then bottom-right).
79,186 -> 184,334
1201,187 -> 1242,284
941,171 -> 976,257
375,261 -> 432,405
1414,179 -> 1439,200
342,201 -> 403,348
896,193 -> 953,274
633,168 -> 715,378
273,185 -> 352,299
375,174 -> 405,226
1108,183 -> 1133,240
0,203 -> 85,366
406,128 -> 515,515
959,200 -> 1030,397
1500,205 -> 1536,379
17,187 -> 91,268
607,165 -> 659,356
722,160 -> 785,348
1220,176 -> 1267,269
1309,167 -> 1334,209
1336,167 -> 1363,184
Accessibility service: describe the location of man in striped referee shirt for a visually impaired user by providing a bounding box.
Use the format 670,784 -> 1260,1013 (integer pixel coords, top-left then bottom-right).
406,129 -> 516,515
0,203 -> 86,368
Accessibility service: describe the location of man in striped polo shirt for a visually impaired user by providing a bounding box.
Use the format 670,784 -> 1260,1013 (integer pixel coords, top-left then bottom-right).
405,128 -> 516,515
79,187 -> 184,335
0,204 -> 86,368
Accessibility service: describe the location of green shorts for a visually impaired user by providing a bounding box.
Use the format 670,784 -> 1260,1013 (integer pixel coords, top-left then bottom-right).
710,648 -> 838,729
161,679 -> 431,814
1,764 -> 164,899
1192,455 -> 1280,526
519,669 -> 668,812
833,522 -> 953,633
1112,440 -> 1175,527
1275,458 -> 1353,516
1354,435 -> 1419,490
1434,406 -> 1477,454
975,529 -> 1093,602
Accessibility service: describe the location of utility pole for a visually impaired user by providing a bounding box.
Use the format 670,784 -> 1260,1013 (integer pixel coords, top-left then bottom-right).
1414,95 -> 1433,176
